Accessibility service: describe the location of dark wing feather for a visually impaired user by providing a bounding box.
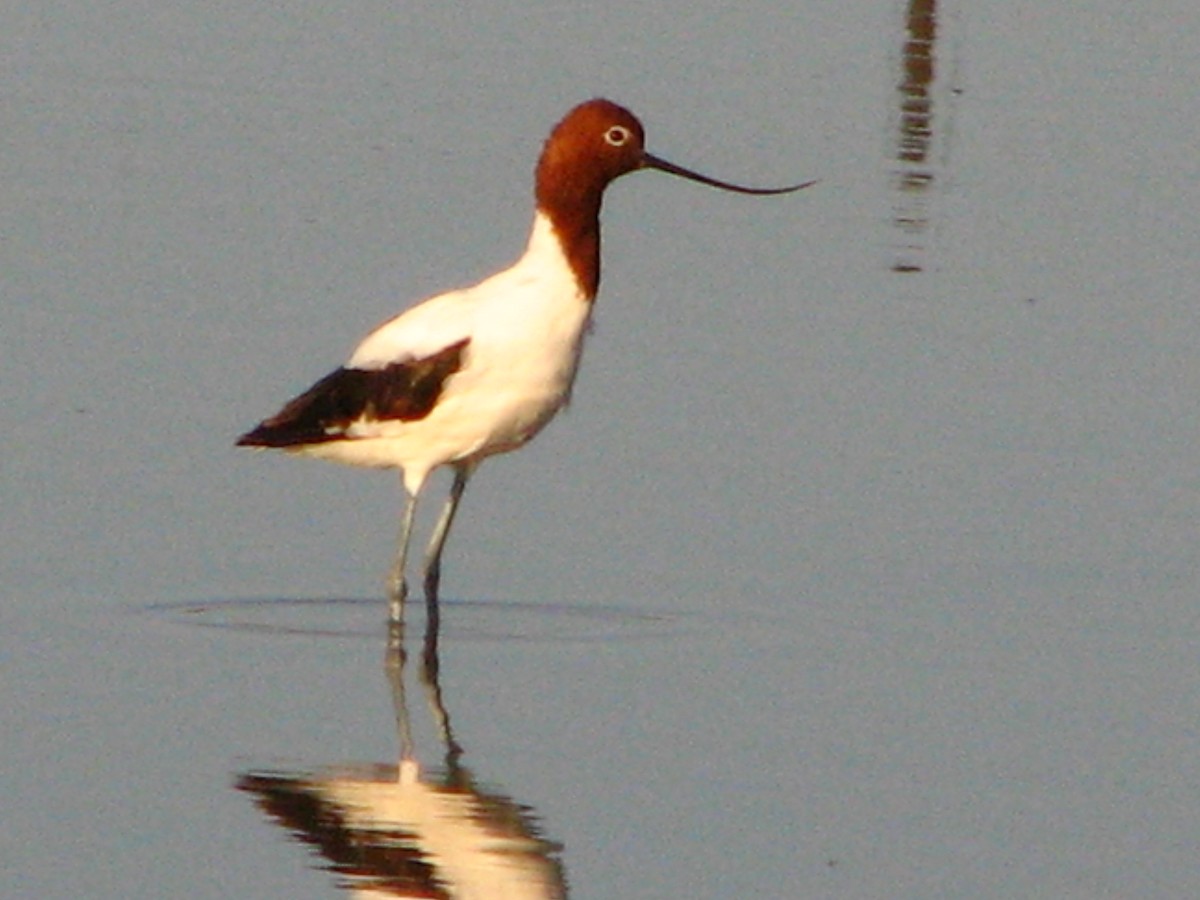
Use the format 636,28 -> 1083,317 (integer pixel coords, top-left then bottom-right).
237,338 -> 469,448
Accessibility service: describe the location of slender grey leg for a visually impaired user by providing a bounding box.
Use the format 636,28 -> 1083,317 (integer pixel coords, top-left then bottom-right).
388,490 -> 419,622
422,465 -> 471,602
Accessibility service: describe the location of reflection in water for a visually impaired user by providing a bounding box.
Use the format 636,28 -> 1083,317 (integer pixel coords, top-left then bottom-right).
892,0 -> 941,274
238,616 -> 567,898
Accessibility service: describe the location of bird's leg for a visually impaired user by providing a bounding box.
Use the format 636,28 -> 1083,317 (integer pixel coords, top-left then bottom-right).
421,465 -> 472,603
388,489 -> 419,622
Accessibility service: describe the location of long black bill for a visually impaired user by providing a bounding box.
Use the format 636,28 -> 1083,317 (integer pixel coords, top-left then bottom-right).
641,152 -> 816,195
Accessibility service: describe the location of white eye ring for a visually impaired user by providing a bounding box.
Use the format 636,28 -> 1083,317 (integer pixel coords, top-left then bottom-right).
604,125 -> 632,146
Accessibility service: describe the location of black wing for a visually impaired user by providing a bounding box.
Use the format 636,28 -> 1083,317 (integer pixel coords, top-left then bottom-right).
237,338 -> 470,448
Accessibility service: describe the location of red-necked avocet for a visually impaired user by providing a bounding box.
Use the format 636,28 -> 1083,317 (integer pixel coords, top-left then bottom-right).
238,98 -> 813,620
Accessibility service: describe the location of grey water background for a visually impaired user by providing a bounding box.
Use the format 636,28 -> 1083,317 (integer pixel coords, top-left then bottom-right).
4,1 -> 1200,897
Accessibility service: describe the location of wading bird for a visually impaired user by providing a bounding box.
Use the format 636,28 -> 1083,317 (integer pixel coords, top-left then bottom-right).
238,98 -> 813,620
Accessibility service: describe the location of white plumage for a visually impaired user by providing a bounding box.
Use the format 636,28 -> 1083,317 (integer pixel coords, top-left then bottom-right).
304,212 -> 590,493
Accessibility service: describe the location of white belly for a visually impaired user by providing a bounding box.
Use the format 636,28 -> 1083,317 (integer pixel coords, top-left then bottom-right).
290,210 -> 593,495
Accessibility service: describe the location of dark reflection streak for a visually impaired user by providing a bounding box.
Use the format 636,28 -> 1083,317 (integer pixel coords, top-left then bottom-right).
892,0 -> 938,274
898,0 -> 936,167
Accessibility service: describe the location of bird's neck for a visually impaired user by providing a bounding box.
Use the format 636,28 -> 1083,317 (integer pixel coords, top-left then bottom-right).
526,204 -> 601,300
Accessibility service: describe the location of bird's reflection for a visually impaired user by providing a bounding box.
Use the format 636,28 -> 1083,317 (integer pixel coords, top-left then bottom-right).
237,603 -> 567,898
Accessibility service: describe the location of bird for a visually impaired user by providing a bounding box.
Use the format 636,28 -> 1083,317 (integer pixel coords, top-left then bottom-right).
237,98 -> 814,621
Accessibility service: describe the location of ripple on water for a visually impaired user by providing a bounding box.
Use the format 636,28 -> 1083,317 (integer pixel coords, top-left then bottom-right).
140,596 -> 688,644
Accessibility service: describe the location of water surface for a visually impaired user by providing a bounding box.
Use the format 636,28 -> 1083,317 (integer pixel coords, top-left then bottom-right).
4,1 -> 1200,897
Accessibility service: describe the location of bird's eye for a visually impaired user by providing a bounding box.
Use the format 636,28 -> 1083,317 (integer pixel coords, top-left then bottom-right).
604,125 -> 632,147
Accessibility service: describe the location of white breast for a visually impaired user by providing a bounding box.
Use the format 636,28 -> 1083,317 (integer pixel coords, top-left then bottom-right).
316,211 -> 593,494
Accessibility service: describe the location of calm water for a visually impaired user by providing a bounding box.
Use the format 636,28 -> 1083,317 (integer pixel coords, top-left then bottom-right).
5,2 -> 1200,897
